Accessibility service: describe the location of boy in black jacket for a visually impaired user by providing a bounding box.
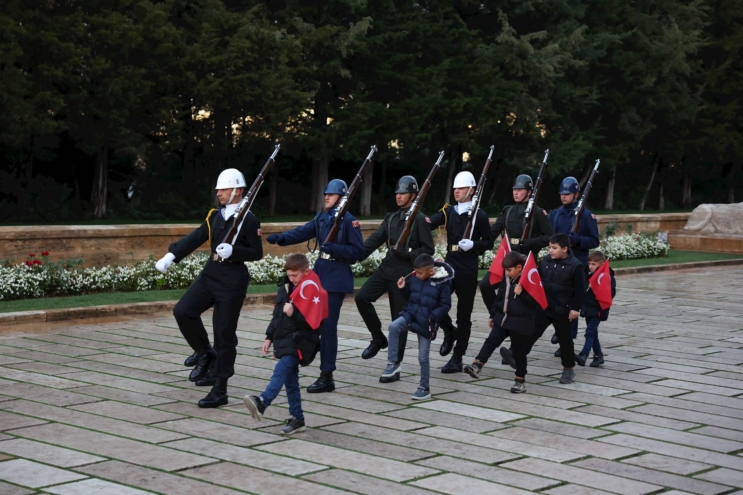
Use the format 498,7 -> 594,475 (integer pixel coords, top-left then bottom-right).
244,254 -> 323,435
464,252 -> 544,393
575,251 -> 616,367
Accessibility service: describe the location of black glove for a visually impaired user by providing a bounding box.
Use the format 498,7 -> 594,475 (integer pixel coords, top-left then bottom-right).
568,231 -> 580,247
392,247 -> 410,261
520,239 -> 532,251
320,243 -> 336,256
267,234 -> 283,245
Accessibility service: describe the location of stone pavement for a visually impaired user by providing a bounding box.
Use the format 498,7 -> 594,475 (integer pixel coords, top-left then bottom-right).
0,266 -> 742,494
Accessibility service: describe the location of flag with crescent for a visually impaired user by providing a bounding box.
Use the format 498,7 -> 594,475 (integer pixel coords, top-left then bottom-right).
589,259 -> 613,310
290,270 -> 329,330
521,252 -> 548,310
488,235 -> 511,285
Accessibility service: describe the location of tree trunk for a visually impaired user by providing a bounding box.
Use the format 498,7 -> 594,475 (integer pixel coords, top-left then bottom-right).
639,151 -> 659,211
578,162 -> 592,188
309,153 -> 329,213
604,164 -> 616,210
658,182 -> 664,210
377,157 -> 386,199
268,161 -> 278,216
359,157 -> 373,216
91,145 -> 108,218
681,174 -> 692,208
726,162 -> 736,203
443,148 -> 459,205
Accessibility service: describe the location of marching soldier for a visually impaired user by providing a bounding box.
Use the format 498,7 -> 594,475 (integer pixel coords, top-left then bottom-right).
155,168 -> 263,408
266,179 -> 365,393
428,171 -> 494,373
355,176 -> 435,367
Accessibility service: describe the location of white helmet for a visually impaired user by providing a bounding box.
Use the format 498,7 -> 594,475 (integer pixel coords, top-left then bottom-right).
215,168 -> 247,189
453,171 -> 476,188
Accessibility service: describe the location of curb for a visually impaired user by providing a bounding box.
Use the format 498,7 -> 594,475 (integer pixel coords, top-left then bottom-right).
1,259 -> 742,328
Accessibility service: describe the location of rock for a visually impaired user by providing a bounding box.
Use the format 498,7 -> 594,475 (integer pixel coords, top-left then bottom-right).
683,202 -> 743,234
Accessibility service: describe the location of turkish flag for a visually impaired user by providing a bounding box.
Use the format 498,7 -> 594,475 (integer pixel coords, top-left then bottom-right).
488,235 -> 511,284
589,260 -> 613,310
521,252 -> 548,310
290,270 -> 329,330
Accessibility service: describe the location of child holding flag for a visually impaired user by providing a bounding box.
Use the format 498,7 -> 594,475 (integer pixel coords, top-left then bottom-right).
244,253 -> 328,434
575,251 -> 615,367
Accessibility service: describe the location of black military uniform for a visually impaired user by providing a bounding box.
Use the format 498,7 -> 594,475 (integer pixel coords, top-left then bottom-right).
428,202 -> 493,372
169,204 -> 263,407
355,176 -> 435,362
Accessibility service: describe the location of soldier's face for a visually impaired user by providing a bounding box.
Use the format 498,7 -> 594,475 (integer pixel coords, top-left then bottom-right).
453,187 -> 472,203
560,193 -> 577,205
396,193 -> 414,208
324,194 -> 341,209
216,188 -> 240,205
512,188 -> 529,203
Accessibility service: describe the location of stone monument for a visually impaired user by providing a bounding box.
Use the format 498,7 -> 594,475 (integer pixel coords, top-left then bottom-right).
683,202 -> 743,235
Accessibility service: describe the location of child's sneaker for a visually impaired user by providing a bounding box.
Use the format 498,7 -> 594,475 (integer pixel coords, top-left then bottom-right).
511,379 -> 526,394
590,355 -> 605,367
500,347 -> 516,369
243,395 -> 265,421
281,417 -> 306,435
574,353 -> 587,367
464,360 -> 483,379
559,368 -> 575,384
380,361 -> 401,383
411,387 -> 431,400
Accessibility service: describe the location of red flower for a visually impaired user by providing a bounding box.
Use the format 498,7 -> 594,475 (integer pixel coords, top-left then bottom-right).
29,253 -> 36,257
26,260 -> 33,266
33,259 -> 42,265
42,251 -> 49,256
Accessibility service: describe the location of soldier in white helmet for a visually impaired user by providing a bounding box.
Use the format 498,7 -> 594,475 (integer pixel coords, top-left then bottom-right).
155,168 -> 263,408
427,171 -> 494,373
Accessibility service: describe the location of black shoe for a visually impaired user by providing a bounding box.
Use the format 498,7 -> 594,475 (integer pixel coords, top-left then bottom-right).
281,417 -> 306,435
189,348 -> 216,382
197,378 -> 228,408
184,350 -> 199,367
500,347 -> 516,370
551,334 -> 559,345
574,353 -> 587,367
361,337 -> 388,360
439,324 -> 456,357
554,348 -> 562,358
307,372 -> 335,393
195,374 -> 216,387
243,395 -> 265,421
590,356 -> 605,367
441,357 -> 462,374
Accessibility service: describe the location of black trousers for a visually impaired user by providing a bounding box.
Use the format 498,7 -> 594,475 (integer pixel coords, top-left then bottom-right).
529,313 -> 575,369
173,271 -> 247,379
355,270 -> 407,361
440,271 -> 478,359
479,273 -> 497,312
475,322 -> 508,365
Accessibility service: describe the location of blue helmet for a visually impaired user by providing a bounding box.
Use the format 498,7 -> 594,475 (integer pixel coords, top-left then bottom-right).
324,179 -> 348,195
559,177 -> 580,195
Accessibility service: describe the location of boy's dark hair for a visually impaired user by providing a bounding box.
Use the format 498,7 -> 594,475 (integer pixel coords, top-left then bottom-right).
588,250 -> 607,263
284,253 -> 309,271
502,251 -> 526,269
549,233 -> 570,249
413,253 -> 435,269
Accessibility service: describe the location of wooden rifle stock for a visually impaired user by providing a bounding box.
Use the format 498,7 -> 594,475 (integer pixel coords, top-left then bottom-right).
323,145 -> 377,245
463,146 -> 495,240
571,159 -> 600,233
222,144 -> 280,244
393,151 -> 445,251
521,149 -> 549,240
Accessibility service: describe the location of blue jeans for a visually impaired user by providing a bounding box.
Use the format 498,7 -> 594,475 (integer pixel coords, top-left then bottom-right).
581,317 -> 603,358
261,355 -> 303,420
387,316 -> 431,390
319,292 -> 345,373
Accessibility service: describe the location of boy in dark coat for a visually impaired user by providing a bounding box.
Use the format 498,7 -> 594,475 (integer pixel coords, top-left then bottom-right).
464,252 -> 544,393
379,254 -> 453,399
244,253 -> 325,435
575,250 -> 616,367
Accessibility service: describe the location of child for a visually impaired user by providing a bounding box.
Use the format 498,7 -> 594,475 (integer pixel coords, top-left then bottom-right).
575,250 -> 615,367
244,253 -> 325,434
379,253 -> 453,399
464,252 -> 543,393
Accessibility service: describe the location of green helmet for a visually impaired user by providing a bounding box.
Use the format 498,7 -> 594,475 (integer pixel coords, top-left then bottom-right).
395,175 -> 419,194
512,174 -> 533,190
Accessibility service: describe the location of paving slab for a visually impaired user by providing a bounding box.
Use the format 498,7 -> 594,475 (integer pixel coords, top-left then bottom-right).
43,478 -> 153,495
0,458 -> 86,488
621,453 -> 713,476
0,438 -> 105,467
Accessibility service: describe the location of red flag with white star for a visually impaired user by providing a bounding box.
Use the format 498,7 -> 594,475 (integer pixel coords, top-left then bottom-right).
488,235 -> 511,285
521,252 -> 548,310
290,270 -> 328,330
589,259 -> 613,310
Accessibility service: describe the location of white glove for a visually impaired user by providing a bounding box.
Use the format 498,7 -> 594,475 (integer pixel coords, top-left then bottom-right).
156,253 -> 176,273
216,243 -> 233,259
458,239 -> 474,252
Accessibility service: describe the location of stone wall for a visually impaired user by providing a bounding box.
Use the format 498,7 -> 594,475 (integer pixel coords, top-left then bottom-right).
0,212 -> 692,267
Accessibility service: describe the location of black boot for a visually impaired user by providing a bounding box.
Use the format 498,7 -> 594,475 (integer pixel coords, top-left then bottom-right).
307,372 -> 335,393
439,324 -> 456,357
441,356 -> 463,374
184,350 -> 199,367
198,378 -> 228,408
195,365 -> 216,386
361,337 -> 388,360
189,348 -> 216,382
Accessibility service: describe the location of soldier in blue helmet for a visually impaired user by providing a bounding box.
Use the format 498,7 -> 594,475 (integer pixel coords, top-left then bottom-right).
548,176 -> 600,354
266,179 -> 365,393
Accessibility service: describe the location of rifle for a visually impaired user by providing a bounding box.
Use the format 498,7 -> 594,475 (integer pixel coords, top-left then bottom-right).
222,144 -> 280,244
463,145 -> 495,240
571,159 -> 600,233
521,149 -> 549,240
323,145 -> 377,245
393,150 -> 445,251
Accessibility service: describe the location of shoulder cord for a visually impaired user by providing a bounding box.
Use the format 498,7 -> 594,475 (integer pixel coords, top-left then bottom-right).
205,208 -> 218,247
439,203 -> 450,234
306,211 -> 322,254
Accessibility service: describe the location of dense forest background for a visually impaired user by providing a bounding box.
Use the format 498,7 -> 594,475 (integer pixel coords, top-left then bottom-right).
1,0 -> 741,223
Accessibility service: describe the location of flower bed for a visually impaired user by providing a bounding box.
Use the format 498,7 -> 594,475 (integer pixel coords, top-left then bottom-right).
0,234 -> 667,301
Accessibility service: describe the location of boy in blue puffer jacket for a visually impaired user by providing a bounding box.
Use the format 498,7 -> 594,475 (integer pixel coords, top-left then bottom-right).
379,254 -> 453,399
